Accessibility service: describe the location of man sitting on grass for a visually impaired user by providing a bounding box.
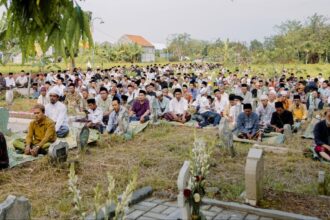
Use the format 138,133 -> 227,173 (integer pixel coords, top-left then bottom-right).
13,104 -> 57,157
270,102 -> 294,133
129,90 -> 150,123
236,103 -> 260,140
107,97 -> 129,135
164,88 -> 191,123
313,106 -> 330,162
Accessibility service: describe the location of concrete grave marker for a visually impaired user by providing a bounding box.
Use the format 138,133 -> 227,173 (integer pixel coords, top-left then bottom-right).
0,108 -> 9,134
245,148 -> 264,206
48,140 -> 69,163
177,160 -> 191,220
218,118 -> 235,157
76,126 -> 90,151
0,195 -> 31,220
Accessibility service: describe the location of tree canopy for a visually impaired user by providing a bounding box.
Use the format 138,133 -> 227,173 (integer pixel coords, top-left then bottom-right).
167,14 -> 330,64
0,0 -> 93,63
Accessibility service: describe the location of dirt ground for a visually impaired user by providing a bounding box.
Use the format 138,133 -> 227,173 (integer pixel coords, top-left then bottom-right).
0,125 -> 329,219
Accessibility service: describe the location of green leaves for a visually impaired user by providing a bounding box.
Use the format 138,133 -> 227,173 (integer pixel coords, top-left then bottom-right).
0,0 -> 93,63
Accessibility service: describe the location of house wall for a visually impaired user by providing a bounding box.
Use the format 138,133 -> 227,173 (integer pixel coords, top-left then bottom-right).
141,47 -> 155,62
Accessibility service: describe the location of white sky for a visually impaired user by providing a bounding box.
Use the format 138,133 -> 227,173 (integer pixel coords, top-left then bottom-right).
79,0 -> 330,44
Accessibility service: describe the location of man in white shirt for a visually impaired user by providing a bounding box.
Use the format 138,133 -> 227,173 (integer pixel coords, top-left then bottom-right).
5,73 -> 15,89
86,98 -> 104,133
45,88 -> 69,138
213,89 -> 228,116
164,88 -> 190,123
256,95 -> 275,131
37,87 -> 50,106
236,83 -> 252,104
196,88 -> 221,127
16,72 -> 28,88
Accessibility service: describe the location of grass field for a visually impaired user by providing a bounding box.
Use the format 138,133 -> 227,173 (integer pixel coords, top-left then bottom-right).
0,123 -> 329,219
0,62 -> 329,77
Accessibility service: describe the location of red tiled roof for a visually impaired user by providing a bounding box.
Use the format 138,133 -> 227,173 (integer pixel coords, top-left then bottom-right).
125,35 -> 154,47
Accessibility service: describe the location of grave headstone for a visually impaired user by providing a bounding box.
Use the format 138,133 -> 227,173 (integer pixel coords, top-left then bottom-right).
218,118 -> 235,157
48,140 -> 69,163
76,126 -> 90,151
0,107 -> 9,134
283,124 -> 292,140
0,195 -> 31,220
177,160 -> 191,220
318,171 -> 327,195
245,148 -> 264,206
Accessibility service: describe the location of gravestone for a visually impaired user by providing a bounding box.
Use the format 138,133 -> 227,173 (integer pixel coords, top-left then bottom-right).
5,90 -> 13,106
283,124 -> 292,140
76,126 -> 90,151
245,148 -> 264,206
0,195 -> 31,220
0,108 -> 9,134
218,118 -> 235,157
48,140 -> 69,163
177,160 -> 191,220
318,171 -> 327,195
150,96 -> 159,124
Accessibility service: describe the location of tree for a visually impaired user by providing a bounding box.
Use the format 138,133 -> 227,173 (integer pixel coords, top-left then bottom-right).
0,0 -> 93,65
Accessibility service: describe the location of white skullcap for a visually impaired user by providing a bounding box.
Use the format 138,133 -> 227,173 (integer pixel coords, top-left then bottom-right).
260,94 -> 268,100
156,91 -> 162,97
49,87 -> 61,96
280,90 -> 287,96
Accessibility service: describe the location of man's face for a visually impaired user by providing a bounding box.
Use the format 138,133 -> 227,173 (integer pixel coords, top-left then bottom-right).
322,82 -> 328,89
41,90 -> 46,96
293,99 -> 301,106
175,92 -> 182,100
269,93 -> 276,101
88,103 -> 96,110
241,87 -> 247,93
49,94 -> 59,104
33,108 -> 44,121
157,95 -> 163,101
261,99 -> 268,107
82,91 -> 88,99
138,93 -> 145,102
244,108 -> 252,116
128,86 -> 133,93
68,86 -> 75,94
276,107 -> 284,114
112,100 -> 120,112
100,91 -> 108,100
215,91 -> 221,99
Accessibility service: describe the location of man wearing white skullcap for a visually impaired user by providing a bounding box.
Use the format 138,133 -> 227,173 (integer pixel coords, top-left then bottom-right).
45,87 -> 69,137
155,91 -> 170,118
256,94 -> 275,131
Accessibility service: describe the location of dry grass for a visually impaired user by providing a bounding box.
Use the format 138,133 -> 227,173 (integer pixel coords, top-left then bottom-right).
0,124 -> 329,219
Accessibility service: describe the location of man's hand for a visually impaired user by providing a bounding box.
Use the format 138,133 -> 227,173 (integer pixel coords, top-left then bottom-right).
323,145 -> 330,151
181,116 -> 186,123
30,146 -> 40,157
140,117 -> 145,123
24,146 -> 31,155
247,133 -> 253,140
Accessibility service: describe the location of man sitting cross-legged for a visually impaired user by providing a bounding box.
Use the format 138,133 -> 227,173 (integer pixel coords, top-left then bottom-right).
107,97 -> 129,135
13,104 -> 57,157
313,106 -> 330,162
236,103 -> 260,140
129,90 -> 150,123
270,101 -> 294,133
164,88 -> 191,123
86,98 -> 104,134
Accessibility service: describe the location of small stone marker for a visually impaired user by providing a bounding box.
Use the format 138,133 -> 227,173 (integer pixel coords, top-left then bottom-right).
0,107 -> 9,134
0,195 -> 31,220
245,148 -> 264,206
283,124 -> 292,140
48,140 -> 69,163
76,126 -> 90,151
318,171 -> 327,195
218,118 -> 235,157
177,160 -> 191,220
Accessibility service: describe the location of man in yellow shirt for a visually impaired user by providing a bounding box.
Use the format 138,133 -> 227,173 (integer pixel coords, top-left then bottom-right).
289,95 -> 307,121
13,104 -> 57,156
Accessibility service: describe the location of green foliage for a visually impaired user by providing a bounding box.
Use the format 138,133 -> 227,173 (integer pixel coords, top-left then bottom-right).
166,14 -> 330,64
0,0 -> 93,63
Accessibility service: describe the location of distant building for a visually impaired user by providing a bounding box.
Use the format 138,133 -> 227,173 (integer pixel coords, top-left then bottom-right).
118,34 -> 155,62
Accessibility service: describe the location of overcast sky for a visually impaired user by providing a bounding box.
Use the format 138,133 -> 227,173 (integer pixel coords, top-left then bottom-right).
80,0 -> 328,44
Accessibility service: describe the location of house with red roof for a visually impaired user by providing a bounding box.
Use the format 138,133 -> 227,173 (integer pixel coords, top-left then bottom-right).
118,34 -> 155,62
